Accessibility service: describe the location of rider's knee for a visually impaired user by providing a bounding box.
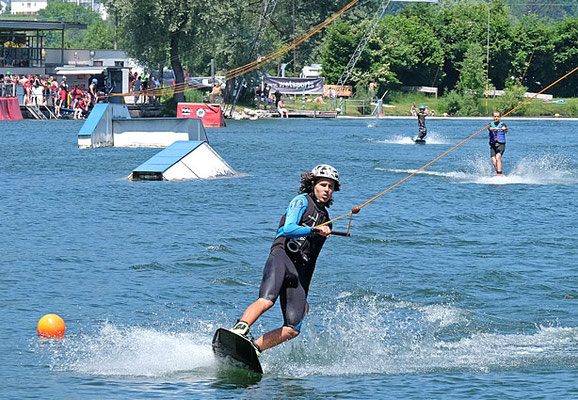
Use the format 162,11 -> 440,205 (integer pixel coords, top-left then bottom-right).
284,326 -> 300,339
257,298 -> 274,311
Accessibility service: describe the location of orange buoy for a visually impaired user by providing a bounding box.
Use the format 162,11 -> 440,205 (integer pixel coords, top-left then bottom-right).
37,314 -> 65,339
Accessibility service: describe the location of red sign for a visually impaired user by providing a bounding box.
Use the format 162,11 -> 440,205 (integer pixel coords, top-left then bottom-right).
177,103 -> 226,128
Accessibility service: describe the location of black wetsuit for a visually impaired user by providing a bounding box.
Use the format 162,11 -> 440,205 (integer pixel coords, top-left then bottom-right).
417,112 -> 427,140
258,193 -> 331,330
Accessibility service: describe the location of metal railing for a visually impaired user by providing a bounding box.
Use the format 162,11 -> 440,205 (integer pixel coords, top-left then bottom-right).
281,96 -> 375,116
0,83 -> 17,97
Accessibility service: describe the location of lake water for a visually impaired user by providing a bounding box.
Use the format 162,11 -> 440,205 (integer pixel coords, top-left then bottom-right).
1,116 -> 577,398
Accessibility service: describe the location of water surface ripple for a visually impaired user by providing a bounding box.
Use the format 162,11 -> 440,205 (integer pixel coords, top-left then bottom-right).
1,117 -> 576,398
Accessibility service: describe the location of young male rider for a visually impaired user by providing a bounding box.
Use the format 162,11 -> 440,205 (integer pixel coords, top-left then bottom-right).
416,105 -> 428,141
489,110 -> 508,175
231,165 -> 340,354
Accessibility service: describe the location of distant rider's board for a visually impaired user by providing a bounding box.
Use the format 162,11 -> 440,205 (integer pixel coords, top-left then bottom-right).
212,328 -> 263,373
414,138 -> 426,144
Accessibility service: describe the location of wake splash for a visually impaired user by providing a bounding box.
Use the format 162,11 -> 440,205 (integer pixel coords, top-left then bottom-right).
379,154 -> 578,185
34,322 -> 218,378
370,131 -> 450,145
267,292 -> 578,376
33,292 -> 578,378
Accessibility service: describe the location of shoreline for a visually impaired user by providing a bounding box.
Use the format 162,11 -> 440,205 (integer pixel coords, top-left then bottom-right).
337,115 -> 578,121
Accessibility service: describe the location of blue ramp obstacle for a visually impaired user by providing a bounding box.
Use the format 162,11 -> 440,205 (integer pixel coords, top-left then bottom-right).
78,104 -> 207,149
131,141 -> 235,181
79,104 -> 235,181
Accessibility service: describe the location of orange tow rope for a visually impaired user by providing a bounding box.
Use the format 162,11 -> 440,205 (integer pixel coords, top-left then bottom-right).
318,66 -> 578,234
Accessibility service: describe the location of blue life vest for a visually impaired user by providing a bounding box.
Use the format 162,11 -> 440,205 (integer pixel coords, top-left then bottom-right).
273,194 -> 330,262
489,121 -> 506,144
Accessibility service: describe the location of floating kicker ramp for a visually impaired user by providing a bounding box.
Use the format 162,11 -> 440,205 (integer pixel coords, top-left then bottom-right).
78,104 -> 236,181
130,141 -> 235,181
78,103 -> 207,149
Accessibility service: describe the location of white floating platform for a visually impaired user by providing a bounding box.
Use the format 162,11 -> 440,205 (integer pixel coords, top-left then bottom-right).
112,117 -> 206,148
78,104 -> 207,149
130,141 -> 235,181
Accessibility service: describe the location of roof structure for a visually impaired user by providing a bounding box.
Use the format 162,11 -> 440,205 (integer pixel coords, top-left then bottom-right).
0,20 -> 86,31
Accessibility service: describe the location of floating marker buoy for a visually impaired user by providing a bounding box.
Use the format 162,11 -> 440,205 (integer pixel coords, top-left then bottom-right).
37,314 -> 65,339
554,113 -> 561,118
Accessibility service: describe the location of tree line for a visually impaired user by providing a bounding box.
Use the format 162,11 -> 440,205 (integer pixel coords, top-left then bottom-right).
322,0 -> 578,98
26,0 -> 578,99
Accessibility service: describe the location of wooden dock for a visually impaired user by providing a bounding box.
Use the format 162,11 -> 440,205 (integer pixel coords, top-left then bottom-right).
287,110 -> 338,118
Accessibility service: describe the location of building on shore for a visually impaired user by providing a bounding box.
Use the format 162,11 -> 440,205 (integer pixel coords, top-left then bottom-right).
0,20 -> 132,75
9,1 -> 48,15
0,19 -> 135,116
4,0 -> 105,16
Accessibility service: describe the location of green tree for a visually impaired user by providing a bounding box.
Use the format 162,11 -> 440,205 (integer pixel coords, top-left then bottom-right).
268,0 -> 359,75
436,3 -> 486,91
375,15 -> 444,88
321,13 -> 444,90
486,0 -> 515,88
109,0 -> 210,103
320,19 -> 367,84
495,82 -> 527,114
38,1 -> 101,48
509,15 -> 554,93
552,17 -> 578,97
82,19 -> 116,49
457,42 -> 487,92
434,1 -> 513,92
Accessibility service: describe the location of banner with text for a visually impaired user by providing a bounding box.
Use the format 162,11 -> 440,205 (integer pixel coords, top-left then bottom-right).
263,77 -> 325,94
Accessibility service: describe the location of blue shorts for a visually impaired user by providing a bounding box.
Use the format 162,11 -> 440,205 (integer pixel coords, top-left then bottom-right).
259,247 -> 307,330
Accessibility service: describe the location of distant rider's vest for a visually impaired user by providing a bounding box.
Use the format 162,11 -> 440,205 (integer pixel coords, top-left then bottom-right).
489,121 -> 506,144
272,194 -> 331,268
418,112 -> 426,127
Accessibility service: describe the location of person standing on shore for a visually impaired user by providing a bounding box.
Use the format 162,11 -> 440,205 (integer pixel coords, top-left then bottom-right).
210,82 -> 221,103
133,75 -> 142,104
273,88 -> 282,108
263,83 -> 271,109
368,81 -> 376,101
230,165 -> 340,354
89,78 -> 98,108
488,110 -> 508,176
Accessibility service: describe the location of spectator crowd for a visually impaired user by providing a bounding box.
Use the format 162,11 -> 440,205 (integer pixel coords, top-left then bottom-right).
0,72 -> 101,119
128,70 -> 160,104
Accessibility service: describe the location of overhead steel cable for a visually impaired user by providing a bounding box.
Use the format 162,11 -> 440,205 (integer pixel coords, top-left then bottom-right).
224,0 -> 363,80
101,0 -> 363,100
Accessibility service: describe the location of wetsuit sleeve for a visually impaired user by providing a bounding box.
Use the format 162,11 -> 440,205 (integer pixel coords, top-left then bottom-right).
283,195 -> 313,238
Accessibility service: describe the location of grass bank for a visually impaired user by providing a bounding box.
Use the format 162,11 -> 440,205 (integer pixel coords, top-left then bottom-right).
383,92 -> 578,118
160,90 -> 578,118
279,92 -> 578,118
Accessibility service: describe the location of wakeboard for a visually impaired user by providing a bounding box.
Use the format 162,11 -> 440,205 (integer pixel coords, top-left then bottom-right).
414,138 -> 426,144
212,328 -> 263,374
